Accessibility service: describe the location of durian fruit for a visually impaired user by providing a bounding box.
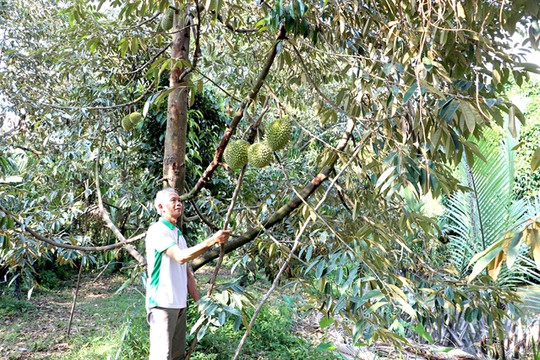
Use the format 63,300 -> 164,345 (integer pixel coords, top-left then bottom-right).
265,117 -> 292,151
223,140 -> 250,169
128,112 -> 142,126
248,143 -> 273,168
160,9 -> 174,31
121,115 -> 133,130
121,112 -> 142,131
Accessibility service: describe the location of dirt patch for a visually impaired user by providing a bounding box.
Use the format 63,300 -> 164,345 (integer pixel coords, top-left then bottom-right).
0,273 -> 129,360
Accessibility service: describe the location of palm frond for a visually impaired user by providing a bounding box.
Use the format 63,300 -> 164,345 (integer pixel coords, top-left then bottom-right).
0,156 -> 16,177
441,128 -> 532,283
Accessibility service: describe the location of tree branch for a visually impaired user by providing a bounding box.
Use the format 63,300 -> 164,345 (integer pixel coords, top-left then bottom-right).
14,146 -> 42,157
85,82 -> 155,111
192,116 -> 356,271
95,142 -> 146,265
122,42 -> 172,76
0,204 -> 145,252
188,199 -> 221,232
192,68 -> 241,102
180,26 -> 287,201
190,0 -> 202,76
216,12 -> 258,34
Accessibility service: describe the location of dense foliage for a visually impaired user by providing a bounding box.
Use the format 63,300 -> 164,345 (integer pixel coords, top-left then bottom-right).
1,0 -> 540,358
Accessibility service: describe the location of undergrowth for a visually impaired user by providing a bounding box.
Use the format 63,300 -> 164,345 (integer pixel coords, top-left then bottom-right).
0,271 -> 337,360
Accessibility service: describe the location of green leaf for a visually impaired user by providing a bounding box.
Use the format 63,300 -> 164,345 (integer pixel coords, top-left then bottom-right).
440,99 -> 459,123
531,147 -> 540,172
422,57 -> 432,71
376,166 -> 396,188
468,240 -> 505,282
316,342 -> 337,352
254,18 -> 267,28
6,216 -> 14,229
506,232 -> 522,269
402,83 -> 418,103
282,295 -> 295,306
517,62 -> 540,74
459,101 -> 479,133
412,322 -> 433,344
463,141 -> 487,163
366,301 -> 388,314
319,317 -> 334,329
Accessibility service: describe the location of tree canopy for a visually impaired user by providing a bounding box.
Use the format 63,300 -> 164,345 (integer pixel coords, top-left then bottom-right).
1,0 -> 540,356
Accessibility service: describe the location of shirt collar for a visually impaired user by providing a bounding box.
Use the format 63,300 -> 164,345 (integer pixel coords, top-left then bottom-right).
160,217 -> 180,232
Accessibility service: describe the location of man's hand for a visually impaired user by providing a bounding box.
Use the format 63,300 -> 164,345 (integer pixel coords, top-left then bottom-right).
212,229 -> 231,246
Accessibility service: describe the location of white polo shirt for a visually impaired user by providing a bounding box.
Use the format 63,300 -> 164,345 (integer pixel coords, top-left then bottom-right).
145,218 -> 188,310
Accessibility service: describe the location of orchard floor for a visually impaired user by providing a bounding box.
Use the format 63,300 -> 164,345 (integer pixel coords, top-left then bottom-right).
1,267 -> 336,360
0,271 -> 134,360
1,268 -> 538,360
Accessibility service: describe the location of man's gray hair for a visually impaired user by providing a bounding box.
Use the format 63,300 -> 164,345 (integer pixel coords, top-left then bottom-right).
154,187 -> 178,215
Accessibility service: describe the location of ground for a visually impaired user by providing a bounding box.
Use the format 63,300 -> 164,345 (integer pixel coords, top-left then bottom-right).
0,271 -> 140,360
1,268 -> 538,360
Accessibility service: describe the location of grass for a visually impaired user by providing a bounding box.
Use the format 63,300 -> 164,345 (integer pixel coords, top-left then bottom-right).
0,272 -> 144,360
0,270 -> 338,360
188,302 -> 337,360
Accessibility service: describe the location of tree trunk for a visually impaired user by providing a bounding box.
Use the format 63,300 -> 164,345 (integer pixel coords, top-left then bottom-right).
163,7 -> 191,194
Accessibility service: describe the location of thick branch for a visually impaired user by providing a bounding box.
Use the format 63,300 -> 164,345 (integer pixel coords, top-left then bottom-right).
181,26 -> 286,201
192,117 -> 356,271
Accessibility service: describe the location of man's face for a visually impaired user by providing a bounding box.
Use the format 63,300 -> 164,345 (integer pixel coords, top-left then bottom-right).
160,192 -> 183,220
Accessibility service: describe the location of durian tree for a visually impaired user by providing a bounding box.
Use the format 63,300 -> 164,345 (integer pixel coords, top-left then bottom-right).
2,0 -> 540,355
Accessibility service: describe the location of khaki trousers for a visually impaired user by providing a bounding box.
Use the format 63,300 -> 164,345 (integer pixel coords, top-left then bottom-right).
147,307 -> 187,360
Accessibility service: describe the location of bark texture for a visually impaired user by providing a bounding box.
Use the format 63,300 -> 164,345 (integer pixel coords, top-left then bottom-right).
163,10 -> 191,194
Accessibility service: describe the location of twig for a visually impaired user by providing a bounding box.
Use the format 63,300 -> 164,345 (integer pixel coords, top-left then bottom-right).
128,12 -> 160,30
243,104 -> 269,140
192,68 -> 241,102
181,25 -> 286,202
275,153 -> 356,254
231,130 -> 358,359
14,146 -> 42,156
185,165 -> 247,360
95,139 -> 146,265
0,204 -> 146,252
213,11 -> 258,34
290,42 -> 381,124
188,199 -> 221,232
122,42 -> 172,76
67,260 -> 83,337
190,0 -> 202,75
207,165 -> 247,295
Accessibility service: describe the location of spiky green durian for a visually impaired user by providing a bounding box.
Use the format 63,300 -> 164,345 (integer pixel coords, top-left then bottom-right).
121,115 -> 134,130
128,112 -> 142,127
121,112 -> 142,131
248,143 -> 273,168
265,118 -> 292,151
160,9 -> 174,31
224,140 -> 250,169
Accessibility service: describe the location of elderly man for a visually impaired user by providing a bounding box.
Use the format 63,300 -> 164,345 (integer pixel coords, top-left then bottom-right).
146,187 -> 230,360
